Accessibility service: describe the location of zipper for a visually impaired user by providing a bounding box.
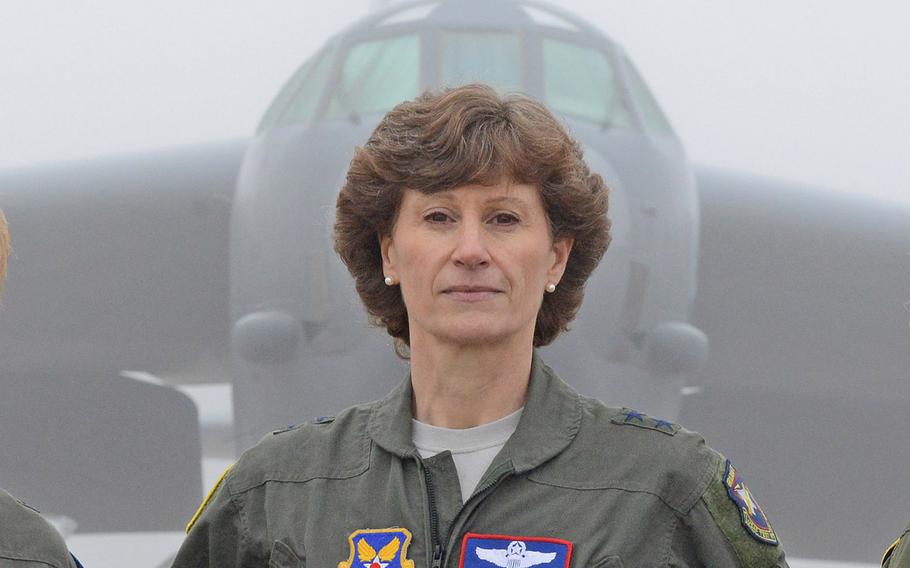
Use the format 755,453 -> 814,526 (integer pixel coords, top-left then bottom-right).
431,544 -> 443,568
420,457 -> 444,567
440,462 -> 513,563
468,469 -> 507,500
462,460 -> 513,511
421,457 -> 513,568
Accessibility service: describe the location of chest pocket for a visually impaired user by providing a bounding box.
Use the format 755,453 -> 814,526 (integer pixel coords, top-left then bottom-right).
270,540 -> 303,568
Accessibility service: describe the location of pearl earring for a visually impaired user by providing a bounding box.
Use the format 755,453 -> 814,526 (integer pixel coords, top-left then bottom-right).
384,276 -> 394,286
546,283 -> 557,293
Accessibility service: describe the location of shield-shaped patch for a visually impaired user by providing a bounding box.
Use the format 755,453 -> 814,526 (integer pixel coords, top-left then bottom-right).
338,527 -> 415,568
723,460 -> 779,545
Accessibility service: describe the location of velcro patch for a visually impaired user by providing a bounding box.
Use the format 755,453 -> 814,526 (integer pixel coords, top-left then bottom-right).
460,533 -> 572,568
702,459 -> 782,566
722,460 -> 779,545
610,408 -> 679,435
338,527 -> 415,568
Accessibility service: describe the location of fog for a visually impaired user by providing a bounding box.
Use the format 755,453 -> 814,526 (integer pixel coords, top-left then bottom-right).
1,2 -> 908,567
1,1 -> 908,199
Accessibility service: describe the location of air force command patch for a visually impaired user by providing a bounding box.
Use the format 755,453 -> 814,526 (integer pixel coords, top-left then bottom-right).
723,460 -> 779,545
338,528 -> 415,568
460,533 -> 572,568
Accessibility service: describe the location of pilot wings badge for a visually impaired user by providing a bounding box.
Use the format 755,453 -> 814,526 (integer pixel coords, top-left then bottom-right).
461,533 -> 572,568
338,528 -> 415,568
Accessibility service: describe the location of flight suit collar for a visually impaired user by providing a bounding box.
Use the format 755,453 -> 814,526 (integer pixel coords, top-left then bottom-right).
367,351 -> 583,472
504,353 -> 582,474
368,371 -> 417,458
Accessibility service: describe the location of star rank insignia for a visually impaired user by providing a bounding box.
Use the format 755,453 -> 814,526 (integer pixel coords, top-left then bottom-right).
610,408 -> 680,435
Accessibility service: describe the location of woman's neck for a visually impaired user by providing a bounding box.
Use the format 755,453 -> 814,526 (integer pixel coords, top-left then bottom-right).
408,335 -> 533,429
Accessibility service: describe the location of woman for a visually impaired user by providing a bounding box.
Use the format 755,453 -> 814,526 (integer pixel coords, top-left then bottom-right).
174,85 -> 788,567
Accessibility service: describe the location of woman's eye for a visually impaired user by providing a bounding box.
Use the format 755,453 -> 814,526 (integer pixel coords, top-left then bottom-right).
492,213 -> 519,225
424,211 -> 450,223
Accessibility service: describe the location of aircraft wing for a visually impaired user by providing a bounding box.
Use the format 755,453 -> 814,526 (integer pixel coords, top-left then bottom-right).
683,166 -> 910,562
0,138 -> 246,384
0,139 -> 247,532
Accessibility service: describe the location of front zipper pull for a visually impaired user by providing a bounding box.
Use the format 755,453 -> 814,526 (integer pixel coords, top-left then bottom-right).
431,544 -> 443,568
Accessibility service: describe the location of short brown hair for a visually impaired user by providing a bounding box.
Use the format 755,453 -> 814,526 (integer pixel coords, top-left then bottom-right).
334,84 -> 610,354
0,209 -> 9,297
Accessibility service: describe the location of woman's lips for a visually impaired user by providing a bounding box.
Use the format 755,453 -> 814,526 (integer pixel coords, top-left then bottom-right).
442,287 -> 501,302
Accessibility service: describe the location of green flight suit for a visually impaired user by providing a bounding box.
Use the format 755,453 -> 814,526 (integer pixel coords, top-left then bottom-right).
0,488 -> 77,568
883,519 -> 910,567
174,354 -> 788,567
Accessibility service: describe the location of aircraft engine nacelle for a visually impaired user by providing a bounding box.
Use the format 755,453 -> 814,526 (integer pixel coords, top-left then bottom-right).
229,121 -> 411,449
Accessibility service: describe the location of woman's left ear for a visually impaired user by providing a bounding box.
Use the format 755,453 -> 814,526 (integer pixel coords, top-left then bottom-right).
548,237 -> 574,284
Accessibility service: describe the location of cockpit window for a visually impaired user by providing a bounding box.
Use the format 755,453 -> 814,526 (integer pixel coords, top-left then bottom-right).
621,54 -> 675,136
258,48 -> 335,132
542,38 -> 635,129
439,32 -> 522,92
280,50 -> 336,126
263,33 -> 668,136
325,35 -> 420,120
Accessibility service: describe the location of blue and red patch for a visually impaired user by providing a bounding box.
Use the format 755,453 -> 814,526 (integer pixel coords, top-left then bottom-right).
723,460 -> 779,545
459,533 -> 572,568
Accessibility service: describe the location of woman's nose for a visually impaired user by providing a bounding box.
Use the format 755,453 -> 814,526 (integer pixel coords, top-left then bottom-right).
451,221 -> 491,269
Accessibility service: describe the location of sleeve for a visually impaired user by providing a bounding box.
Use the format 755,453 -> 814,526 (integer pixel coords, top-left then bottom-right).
882,519 -> 910,567
0,490 -> 81,568
669,458 -> 788,568
171,466 -> 265,568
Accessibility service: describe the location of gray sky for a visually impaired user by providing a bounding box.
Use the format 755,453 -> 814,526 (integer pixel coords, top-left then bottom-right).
1,0 -> 908,200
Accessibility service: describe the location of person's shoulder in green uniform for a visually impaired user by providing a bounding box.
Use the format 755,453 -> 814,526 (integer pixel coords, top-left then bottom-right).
180,401 -> 375,546
564,397 -> 788,567
225,403 -> 372,500
176,402 -> 379,567
882,518 -> 910,567
0,487 -> 78,568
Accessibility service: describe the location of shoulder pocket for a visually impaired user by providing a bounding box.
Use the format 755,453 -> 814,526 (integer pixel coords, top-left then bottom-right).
592,556 -> 624,568
270,540 -> 303,568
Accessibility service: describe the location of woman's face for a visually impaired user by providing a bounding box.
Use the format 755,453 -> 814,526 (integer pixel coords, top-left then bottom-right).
380,181 -> 572,349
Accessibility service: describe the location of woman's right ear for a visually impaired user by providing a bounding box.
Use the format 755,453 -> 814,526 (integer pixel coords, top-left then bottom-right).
380,234 -> 397,280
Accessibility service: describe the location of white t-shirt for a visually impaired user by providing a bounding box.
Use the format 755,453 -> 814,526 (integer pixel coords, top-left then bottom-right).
412,407 -> 523,502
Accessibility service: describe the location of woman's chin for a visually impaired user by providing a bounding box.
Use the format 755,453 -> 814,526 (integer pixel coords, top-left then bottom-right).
426,322 -> 529,348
